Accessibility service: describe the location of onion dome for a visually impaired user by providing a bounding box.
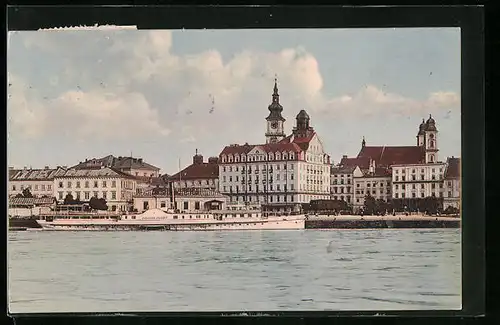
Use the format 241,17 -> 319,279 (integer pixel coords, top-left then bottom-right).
425,114 -> 437,131
418,118 -> 426,135
266,78 -> 285,121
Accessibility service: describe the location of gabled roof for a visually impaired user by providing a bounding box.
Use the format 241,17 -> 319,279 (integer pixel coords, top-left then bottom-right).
56,167 -> 137,179
169,162 -> 219,181
357,146 -> 426,167
339,157 -> 371,169
9,168 -> 67,181
72,155 -> 160,171
331,166 -> 356,175
444,157 -> 460,179
220,132 -> 315,157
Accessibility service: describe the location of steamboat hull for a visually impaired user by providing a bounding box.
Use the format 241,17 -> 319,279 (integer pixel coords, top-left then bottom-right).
36,218 -> 305,231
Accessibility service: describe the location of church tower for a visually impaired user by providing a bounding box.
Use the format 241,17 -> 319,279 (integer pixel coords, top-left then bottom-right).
424,114 -> 439,163
416,118 -> 426,147
265,79 -> 286,144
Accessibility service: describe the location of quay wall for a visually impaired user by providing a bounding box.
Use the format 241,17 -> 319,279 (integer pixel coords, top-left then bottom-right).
305,215 -> 460,229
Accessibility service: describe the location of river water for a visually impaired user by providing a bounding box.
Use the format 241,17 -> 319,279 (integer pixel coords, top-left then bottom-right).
8,229 -> 461,313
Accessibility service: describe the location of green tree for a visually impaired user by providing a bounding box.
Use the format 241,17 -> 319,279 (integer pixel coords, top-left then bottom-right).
363,194 -> 377,215
63,193 -> 75,205
89,197 -> 108,211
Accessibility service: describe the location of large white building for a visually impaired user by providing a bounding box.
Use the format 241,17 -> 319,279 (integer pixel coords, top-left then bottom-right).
218,80 -> 331,212
8,166 -> 66,198
53,167 -> 137,212
336,115 -> 460,212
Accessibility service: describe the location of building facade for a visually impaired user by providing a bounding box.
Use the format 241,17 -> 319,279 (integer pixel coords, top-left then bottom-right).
218,80 -> 331,212
133,188 -> 227,213
53,167 -> 137,212
168,152 -> 219,191
8,166 -> 66,198
443,157 -> 460,210
330,165 -> 356,205
391,163 -> 446,200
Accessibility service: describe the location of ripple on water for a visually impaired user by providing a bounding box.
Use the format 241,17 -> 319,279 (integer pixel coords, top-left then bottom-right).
8,229 -> 461,312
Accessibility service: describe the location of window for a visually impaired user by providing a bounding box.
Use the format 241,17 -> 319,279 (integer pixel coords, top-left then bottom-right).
59,182 -> 63,188
183,202 -> 188,210
12,185 -> 16,191
420,175 -> 424,180
93,191 -> 98,198
35,184 -> 39,190
412,175 -> 416,181
76,181 -> 81,188
421,184 -> 425,189
448,191 -> 452,197
42,185 -> 46,190
421,192 -> 425,198
395,193 -> 399,198
111,191 -> 116,199
402,193 -> 406,198
402,184 -> 406,190
195,202 -> 200,210
395,176 -> 399,181
223,176 -> 226,182
85,181 -> 89,188
85,192 -> 90,200
412,193 -> 416,198
58,192 -> 63,200
48,184 -> 52,190
94,181 -> 98,188
402,176 -> 406,181
102,181 -> 107,188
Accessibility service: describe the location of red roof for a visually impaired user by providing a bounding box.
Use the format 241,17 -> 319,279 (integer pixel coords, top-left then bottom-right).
220,141 -> 303,156
340,157 -> 371,169
445,157 -> 460,179
362,167 -> 392,178
279,132 -> 316,151
357,146 -> 425,166
169,162 -> 218,181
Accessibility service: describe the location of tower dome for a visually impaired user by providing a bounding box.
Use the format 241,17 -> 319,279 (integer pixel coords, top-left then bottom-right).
266,78 -> 285,121
418,118 -> 426,135
425,114 -> 437,131
296,109 -> 310,121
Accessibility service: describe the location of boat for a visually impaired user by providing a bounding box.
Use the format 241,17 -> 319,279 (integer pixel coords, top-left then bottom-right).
35,208 -> 306,231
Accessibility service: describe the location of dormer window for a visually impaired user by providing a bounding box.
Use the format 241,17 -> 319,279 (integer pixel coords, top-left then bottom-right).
222,155 -> 227,163
242,155 -> 246,162
235,155 -> 239,162
269,153 -> 274,160
283,153 -> 288,160
276,152 -> 281,160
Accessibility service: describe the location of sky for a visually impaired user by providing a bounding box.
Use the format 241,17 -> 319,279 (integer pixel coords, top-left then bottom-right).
7,28 -> 461,175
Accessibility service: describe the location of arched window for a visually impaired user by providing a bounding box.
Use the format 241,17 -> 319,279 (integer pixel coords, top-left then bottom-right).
242,155 -> 246,162
222,155 -> 227,163
276,152 -> 281,160
283,153 -> 288,160
269,153 -> 274,160
429,154 -> 435,162
235,155 -> 240,162
430,140 -> 435,148
228,154 -> 233,162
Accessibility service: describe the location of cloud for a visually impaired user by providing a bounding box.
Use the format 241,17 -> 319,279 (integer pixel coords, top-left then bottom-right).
8,29 -> 460,156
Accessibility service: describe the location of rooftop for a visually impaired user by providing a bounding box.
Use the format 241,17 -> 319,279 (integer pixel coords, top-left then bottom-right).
56,167 -> 136,179
357,145 -> 426,167
444,157 -> 460,179
72,155 -> 160,171
9,167 -> 67,181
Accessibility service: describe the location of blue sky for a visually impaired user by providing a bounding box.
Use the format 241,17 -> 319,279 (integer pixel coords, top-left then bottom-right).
7,28 -> 461,174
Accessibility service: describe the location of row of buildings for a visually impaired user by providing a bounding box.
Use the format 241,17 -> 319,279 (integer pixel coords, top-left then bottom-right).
8,80 -> 460,213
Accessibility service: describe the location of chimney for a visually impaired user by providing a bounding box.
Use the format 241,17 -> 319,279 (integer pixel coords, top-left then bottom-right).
44,166 -> 49,170
342,155 -> 347,159
193,153 -> 204,165
138,158 -> 143,163
369,159 -> 375,174
23,166 -> 27,170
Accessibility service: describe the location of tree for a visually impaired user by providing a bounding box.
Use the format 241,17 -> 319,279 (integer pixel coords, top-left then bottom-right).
363,194 -> 377,215
89,197 -> 108,211
375,199 -> 388,215
63,193 -> 75,205
22,188 -> 33,198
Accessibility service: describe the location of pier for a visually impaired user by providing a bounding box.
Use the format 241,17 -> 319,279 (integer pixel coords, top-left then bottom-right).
305,214 -> 460,229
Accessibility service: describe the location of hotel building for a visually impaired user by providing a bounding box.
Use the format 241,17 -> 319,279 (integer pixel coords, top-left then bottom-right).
218,80 -> 331,212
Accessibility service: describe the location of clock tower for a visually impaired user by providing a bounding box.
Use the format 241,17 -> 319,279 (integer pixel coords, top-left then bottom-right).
265,78 -> 286,144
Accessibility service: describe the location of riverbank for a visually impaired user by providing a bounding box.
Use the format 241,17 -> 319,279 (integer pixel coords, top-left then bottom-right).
305,214 -> 460,229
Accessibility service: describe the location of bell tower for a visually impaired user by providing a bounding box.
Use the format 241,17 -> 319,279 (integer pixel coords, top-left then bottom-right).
424,114 -> 439,163
265,78 -> 286,144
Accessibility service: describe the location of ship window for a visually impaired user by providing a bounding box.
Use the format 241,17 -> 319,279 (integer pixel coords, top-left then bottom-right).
182,216 -> 185,219
132,216 -> 136,220
173,216 -> 178,219
189,215 -> 192,219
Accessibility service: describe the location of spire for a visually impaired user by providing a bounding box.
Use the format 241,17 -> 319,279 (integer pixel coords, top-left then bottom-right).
272,77 -> 279,104
362,136 -> 366,148
195,148 -> 198,155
